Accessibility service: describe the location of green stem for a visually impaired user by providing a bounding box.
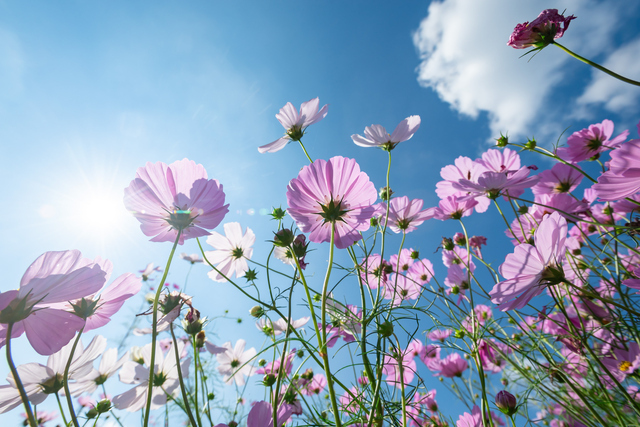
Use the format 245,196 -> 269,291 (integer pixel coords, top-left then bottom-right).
298,139 -> 313,163
554,42 -> 640,87
320,222 -> 342,427
143,229 -> 182,427
55,393 -> 70,427
6,323 -> 37,427
170,325 -> 199,427
63,327 -> 85,427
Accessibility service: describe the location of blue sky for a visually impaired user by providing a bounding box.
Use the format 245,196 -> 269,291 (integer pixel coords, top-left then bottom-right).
1,0 -> 639,424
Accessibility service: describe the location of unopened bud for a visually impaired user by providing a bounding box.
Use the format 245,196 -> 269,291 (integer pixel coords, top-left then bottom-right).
495,390 -> 517,416
263,374 -> 276,387
524,138 -> 537,150
249,306 -> 264,318
410,250 -> 420,259
442,237 -> 454,251
195,331 -> 206,348
496,133 -> 509,147
379,186 -> 393,201
378,321 -> 394,338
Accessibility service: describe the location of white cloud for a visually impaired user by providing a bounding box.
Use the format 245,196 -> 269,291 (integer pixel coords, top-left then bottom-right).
412,0 -> 627,142
576,37 -> 640,114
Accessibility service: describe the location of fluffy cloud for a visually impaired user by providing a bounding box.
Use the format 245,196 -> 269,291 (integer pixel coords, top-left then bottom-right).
412,0 -> 632,142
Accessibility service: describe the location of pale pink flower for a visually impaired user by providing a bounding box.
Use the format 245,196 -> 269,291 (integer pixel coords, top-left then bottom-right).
437,353 -> 468,378
380,196 -> 434,233
532,163 -> 584,195
433,195 -> 478,220
21,410 -> 57,426
139,263 -> 161,281
123,158 -> 229,244
385,274 -> 422,306
407,259 -> 435,286
391,248 -> 416,273
428,329 -> 452,343
556,119 -> 629,163
490,212 -> 568,311
256,317 -> 309,336
180,253 -> 203,264
508,9 -> 576,49
359,254 -> 390,289
244,400 -> 295,427
258,97 -> 328,153
351,115 -> 421,150
530,193 -> 588,221
113,340 -> 190,412
216,339 -> 256,386
419,344 -> 442,372
299,374 -> 327,396
477,148 -> 521,173
444,264 -> 470,303
205,222 -> 255,281
601,342 -> 640,383
256,350 -> 295,376
286,156 -> 377,249
0,250 -> 107,355
452,167 -> 538,199
382,341 -> 419,388
505,212 -> 537,245
436,157 -> 491,213
593,139 -> 640,201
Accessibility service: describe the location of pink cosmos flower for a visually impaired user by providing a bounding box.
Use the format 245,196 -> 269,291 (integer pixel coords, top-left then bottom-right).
351,115 -> 421,150
299,373 -> 327,396
382,341 -> 420,388
242,400 -> 295,427
508,9 -> 576,49
391,248 -> 416,273
385,274 -> 422,306
428,329 -> 452,343
556,120 -> 629,163
0,250 -> 107,355
433,195 -> 478,220
489,212 -> 567,311
477,148 -> 521,173
532,163 -> 584,195
379,196 -> 434,233
593,139 -> 640,201
180,253 -> 203,264
436,156 -> 490,213
359,254 -> 391,289
452,167 -> 538,200
601,342 -> 640,383
407,258 -> 435,286
205,222 -> 255,281
437,352 -> 468,378
21,410 -> 57,426
258,97 -> 328,153
419,344 -> 442,371
123,159 -> 229,244
490,212 -> 568,311
286,156 -> 377,249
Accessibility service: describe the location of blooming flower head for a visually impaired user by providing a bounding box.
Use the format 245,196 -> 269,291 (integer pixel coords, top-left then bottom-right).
258,97 -> 328,153
437,352 -> 468,378
0,250 -> 108,355
380,196 -> 434,234
180,253 -> 203,264
286,156 -> 377,249
360,254 -> 391,289
351,115 -> 421,150
216,339 -> 256,386
508,9 -> 576,50
205,222 -> 255,282
124,159 -> 229,244
490,212 -> 568,311
113,340 -> 190,412
593,139 -> 640,201
556,119 -> 629,163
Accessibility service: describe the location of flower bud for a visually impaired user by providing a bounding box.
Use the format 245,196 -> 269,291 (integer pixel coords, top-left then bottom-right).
370,216 -> 379,227
496,133 -> 509,147
518,205 -> 529,214
130,346 -> 145,364
273,228 -> 295,247
271,207 -> 286,220
454,329 -> 465,339
263,373 -> 276,387
495,390 -> 517,416
195,331 -> 206,348
95,399 -> 112,414
379,186 -> 393,201
441,237 -> 454,251
410,250 -> 420,260
182,308 -> 204,335
296,349 -> 305,358
249,306 -> 264,318
258,359 -> 267,367
377,321 -> 394,338
86,408 -> 98,419
524,138 -> 537,150
208,392 -> 215,401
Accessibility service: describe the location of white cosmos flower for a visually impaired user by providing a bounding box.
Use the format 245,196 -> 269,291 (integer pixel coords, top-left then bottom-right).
216,339 -> 256,386
112,340 -> 190,412
205,222 -> 255,282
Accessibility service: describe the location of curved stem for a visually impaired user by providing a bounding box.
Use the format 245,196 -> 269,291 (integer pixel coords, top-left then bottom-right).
6,323 -> 37,427
554,42 -> 640,87
298,140 -> 313,163
170,325 -> 199,427
63,327 -> 85,427
55,393 -> 70,427
143,229 -> 182,427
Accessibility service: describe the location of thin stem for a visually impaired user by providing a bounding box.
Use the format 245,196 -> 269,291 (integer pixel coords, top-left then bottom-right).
320,222 -> 342,427
6,322 -> 37,427
64,327 -> 85,427
554,42 -> 640,87
170,325 -> 199,427
298,140 -> 313,163
55,393 -> 70,427
143,229 -> 182,427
